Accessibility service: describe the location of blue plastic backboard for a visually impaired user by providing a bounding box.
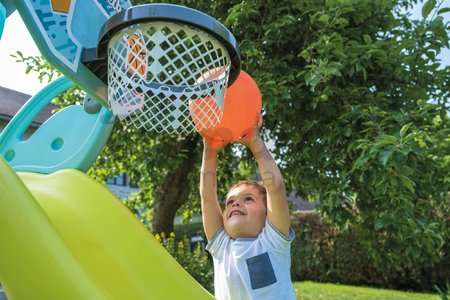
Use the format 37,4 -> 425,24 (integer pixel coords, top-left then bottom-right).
4,0 -> 131,106
0,3 -> 5,39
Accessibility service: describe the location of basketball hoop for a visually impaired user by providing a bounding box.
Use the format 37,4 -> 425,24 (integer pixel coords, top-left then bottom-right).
94,4 -> 241,134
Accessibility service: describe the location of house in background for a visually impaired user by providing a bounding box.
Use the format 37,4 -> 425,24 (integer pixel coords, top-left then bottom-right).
0,86 -> 56,135
105,174 -> 140,199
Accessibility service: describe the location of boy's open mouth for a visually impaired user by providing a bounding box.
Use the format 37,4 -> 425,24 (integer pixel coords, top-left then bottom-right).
229,210 -> 245,217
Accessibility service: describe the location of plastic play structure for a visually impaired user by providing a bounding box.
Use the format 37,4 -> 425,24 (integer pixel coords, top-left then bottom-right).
0,1 -> 246,299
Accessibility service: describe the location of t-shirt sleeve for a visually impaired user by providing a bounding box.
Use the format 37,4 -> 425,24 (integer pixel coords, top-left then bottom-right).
205,227 -> 230,258
262,219 -> 295,252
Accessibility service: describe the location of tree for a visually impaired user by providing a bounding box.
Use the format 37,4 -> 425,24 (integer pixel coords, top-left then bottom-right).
17,0 -> 448,275
219,0 -> 449,273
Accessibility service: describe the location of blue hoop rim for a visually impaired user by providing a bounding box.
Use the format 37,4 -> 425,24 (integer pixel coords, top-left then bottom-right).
95,4 -> 241,87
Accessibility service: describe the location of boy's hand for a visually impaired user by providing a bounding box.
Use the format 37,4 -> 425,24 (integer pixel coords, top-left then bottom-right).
237,113 -> 264,152
203,136 -> 229,154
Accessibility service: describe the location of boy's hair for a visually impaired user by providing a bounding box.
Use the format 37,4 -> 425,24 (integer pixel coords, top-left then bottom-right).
227,180 -> 267,206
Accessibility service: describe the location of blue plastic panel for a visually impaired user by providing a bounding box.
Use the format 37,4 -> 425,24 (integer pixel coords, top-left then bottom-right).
0,76 -> 115,173
9,0 -> 131,105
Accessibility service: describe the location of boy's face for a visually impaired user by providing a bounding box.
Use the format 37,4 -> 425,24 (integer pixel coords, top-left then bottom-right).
222,184 -> 266,239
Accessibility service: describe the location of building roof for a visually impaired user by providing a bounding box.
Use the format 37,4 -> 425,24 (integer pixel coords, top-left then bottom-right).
0,86 -> 57,127
287,191 -> 318,211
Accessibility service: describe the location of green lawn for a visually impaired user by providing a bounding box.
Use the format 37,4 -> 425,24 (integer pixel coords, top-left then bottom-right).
294,281 -> 440,300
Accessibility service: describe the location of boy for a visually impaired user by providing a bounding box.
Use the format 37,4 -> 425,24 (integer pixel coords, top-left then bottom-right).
200,123 -> 296,300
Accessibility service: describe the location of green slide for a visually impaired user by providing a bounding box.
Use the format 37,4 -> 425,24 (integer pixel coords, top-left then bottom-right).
0,156 -> 213,299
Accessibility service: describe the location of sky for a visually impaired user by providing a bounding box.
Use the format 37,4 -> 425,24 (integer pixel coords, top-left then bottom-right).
0,3 -> 449,96
0,11 -> 44,95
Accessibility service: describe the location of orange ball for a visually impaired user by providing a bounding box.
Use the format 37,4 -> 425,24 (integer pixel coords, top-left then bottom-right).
189,96 -> 223,131
191,71 -> 262,144
126,31 -> 147,76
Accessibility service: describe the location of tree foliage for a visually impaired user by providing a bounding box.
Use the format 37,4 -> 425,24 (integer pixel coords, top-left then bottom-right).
16,0 -> 449,277
213,0 -> 448,272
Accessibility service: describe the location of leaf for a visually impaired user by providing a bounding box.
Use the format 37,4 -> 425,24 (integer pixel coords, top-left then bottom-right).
425,50 -> 435,60
377,135 -> 397,146
339,7 -> 355,15
363,34 -> 372,45
393,152 -> 407,167
281,90 -> 291,100
397,165 -> 414,176
430,16 -> 444,28
422,0 -> 437,18
411,247 -> 421,260
400,122 -> 413,138
370,49 -> 387,61
379,147 -> 394,166
400,175 -> 415,193
344,127 -> 352,137
332,49 -> 348,59
352,156 -> 369,171
393,113 -> 404,122
437,7 -> 450,15
417,99 -> 426,108
375,218 -> 387,231
403,132 -> 419,143
319,14 -> 330,23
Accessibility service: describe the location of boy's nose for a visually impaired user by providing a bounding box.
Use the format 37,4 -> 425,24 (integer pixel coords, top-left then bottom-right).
232,201 -> 241,207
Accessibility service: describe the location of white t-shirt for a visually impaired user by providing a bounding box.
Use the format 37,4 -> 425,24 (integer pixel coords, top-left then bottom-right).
205,219 -> 296,300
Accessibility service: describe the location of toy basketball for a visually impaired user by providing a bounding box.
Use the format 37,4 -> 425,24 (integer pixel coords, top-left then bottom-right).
189,67 -> 227,131
125,30 -> 147,76
189,97 -> 223,131
191,71 -> 262,144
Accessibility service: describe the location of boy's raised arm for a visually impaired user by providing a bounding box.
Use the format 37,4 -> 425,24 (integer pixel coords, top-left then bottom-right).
200,139 -> 225,242
241,126 -> 291,238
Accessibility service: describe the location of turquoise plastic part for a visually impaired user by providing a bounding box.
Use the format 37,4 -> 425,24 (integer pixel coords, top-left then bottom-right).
0,76 -> 115,174
69,0 -> 110,49
11,0 -> 107,105
10,0 -> 131,106
0,3 -> 5,39
0,0 -> 16,17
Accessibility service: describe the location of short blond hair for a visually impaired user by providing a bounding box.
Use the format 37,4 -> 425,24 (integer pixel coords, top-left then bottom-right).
227,180 -> 267,206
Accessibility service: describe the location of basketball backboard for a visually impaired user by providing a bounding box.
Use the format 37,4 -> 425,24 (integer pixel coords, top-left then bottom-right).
1,0 -> 131,106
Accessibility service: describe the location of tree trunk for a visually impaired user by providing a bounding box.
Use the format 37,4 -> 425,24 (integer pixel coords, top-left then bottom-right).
152,134 -> 200,235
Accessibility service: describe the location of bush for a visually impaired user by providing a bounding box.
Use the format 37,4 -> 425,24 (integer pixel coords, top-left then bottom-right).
291,211 -> 449,292
155,232 -> 214,293
291,211 -> 336,281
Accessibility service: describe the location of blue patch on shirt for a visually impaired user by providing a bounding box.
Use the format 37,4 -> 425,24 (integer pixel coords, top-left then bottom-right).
246,252 -> 277,289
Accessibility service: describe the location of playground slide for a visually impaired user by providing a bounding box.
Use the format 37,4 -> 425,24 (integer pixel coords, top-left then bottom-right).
0,157 -> 213,299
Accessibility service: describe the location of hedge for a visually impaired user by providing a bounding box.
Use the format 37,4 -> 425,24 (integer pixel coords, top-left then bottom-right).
290,211 -> 449,292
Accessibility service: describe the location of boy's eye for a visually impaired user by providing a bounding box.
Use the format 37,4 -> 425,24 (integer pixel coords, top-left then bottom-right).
245,197 -> 253,201
227,200 -> 234,206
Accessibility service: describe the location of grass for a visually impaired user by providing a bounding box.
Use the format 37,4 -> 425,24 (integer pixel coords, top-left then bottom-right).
294,281 -> 440,300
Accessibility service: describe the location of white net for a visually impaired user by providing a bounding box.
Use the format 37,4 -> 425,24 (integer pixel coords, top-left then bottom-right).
107,21 -> 231,134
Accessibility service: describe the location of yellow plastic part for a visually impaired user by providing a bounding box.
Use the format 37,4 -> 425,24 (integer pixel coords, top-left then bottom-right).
0,157 -> 213,299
